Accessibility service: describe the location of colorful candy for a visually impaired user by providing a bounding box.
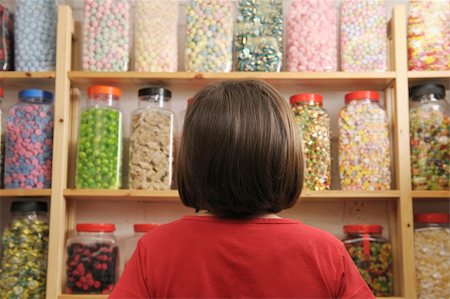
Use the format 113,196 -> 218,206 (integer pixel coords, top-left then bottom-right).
290,94 -> 331,190
286,0 -> 337,72
0,4 -> 14,71
338,91 -> 391,191
185,0 -> 233,72
14,0 -> 57,71
408,0 -> 450,71
4,89 -> 54,189
340,0 -> 387,72
82,0 -> 130,71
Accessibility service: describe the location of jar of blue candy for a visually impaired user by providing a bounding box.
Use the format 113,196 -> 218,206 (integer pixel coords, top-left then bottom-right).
14,0 -> 57,71
4,89 -> 54,189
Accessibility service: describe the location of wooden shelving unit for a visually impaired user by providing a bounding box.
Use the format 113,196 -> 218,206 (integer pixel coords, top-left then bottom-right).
0,189 -> 52,197
411,190 -> 450,200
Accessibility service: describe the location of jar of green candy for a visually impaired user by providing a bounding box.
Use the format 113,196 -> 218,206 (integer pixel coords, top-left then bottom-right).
409,83 -> 449,190
342,224 -> 393,297
0,201 -> 49,298
75,86 -> 123,189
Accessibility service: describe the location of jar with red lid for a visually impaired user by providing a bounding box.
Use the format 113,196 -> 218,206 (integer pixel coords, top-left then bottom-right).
414,213 -> 450,299
66,223 -> 119,294
342,224 -> 393,296
290,93 -> 331,190
338,90 -> 391,191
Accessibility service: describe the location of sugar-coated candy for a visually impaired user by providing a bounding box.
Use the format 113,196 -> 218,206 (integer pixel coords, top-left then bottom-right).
287,0 -> 337,72
185,0 -> 233,72
134,0 -> 178,72
0,5 -> 14,71
14,0 -> 57,72
82,0 -> 130,72
340,0 -> 387,72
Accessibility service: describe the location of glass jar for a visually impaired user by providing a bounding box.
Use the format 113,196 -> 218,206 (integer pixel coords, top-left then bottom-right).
235,0 -> 283,72
286,0 -> 337,72
129,87 -> 174,190
4,89 -> 55,189
414,213 -> 450,299
0,201 -> 49,298
340,0 -> 387,72
134,0 -> 178,72
14,0 -> 57,71
409,84 -> 449,190
0,4 -> 13,71
290,93 -> 331,190
82,0 -> 131,71
338,91 -> 391,191
342,224 -> 393,297
408,0 -> 450,71
75,86 -> 123,189
66,223 -> 119,294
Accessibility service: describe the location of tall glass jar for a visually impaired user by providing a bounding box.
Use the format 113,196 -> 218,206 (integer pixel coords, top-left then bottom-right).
290,93 -> 331,190
409,84 -> 449,190
338,91 -> 391,191
75,86 -> 123,189
66,223 -> 119,294
0,201 -> 49,298
414,213 -> 450,299
129,87 -> 174,190
342,224 -> 393,297
4,89 -> 54,189
0,4 -> 13,71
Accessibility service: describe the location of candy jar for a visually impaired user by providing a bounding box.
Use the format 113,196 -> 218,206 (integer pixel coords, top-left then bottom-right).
134,0 -> 178,72
408,0 -> 450,71
0,201 -> 49,298
82,0 -> 131,71
4,89 -> 54,189
129,87 -> 174,190
75,86 -> 123,189
340,0 -> 387,72
414,213 -> 450,299
0,4 -> 14,71
235,0 -> 283,72
338,91 -> 391,191
290,93 -> 331,190
409,83 -> 449,190
185,0 -> 234,72
66,223 -> 119,294
14,0 -> 57,71
342,224 -> 393,297
286,0 -> 337,72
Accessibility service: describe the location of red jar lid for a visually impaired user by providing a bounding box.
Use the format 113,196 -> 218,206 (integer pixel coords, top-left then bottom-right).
345,91 -> 379,103
87,85 -> 121,98
134,224 -> 159,233
76,223 -> 116,232
0,87 -> 4,97
343,224 -> 382,234
290,93 -> 323,105
414,213 -> 449,223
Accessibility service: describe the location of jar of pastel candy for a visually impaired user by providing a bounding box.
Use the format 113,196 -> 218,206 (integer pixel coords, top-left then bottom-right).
129,87 -> 174,190
290,93 -> 331,190
408,0 -> 450,71
414,213 -> 450,299
66,223 -> 119,294
14,0 -> 57,71
82,0 -> 131,71
409,83 -> 449,190
4,89 -> 54,189
0,4 -> 13,71
338,91 -> 391,191
342,224 -> 393,297
75,86 -> 123,189
0,201 -> 49,298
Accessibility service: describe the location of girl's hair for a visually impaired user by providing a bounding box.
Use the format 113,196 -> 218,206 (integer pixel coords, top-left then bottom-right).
177,80 -> 304,218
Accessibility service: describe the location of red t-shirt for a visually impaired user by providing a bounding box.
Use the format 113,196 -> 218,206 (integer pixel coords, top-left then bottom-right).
110,216 -> 374,299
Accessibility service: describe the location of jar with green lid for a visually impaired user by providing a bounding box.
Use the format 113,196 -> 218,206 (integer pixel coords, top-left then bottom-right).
409,83 -> 449,190
75,86 -> 123,189
290,93 -> 331,190
129,87 -> 174,190
414,213 -> 450,299
342,224 -> 393,297
0,200 -> 49,298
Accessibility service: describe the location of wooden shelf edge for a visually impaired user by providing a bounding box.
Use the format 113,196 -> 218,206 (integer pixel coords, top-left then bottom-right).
412,190 -> 450,199
407,70 -> 450,79
0,71 -> 56,79
0,189 -> 52,197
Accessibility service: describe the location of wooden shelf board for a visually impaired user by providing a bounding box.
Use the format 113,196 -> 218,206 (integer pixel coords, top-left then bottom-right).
0,189 -> 52,197
412,190 -> 450,199
0,71 -> 56,79
408,71 -> 450,88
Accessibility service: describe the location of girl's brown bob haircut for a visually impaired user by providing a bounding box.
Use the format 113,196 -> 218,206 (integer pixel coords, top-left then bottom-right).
177,80 -> 304,218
